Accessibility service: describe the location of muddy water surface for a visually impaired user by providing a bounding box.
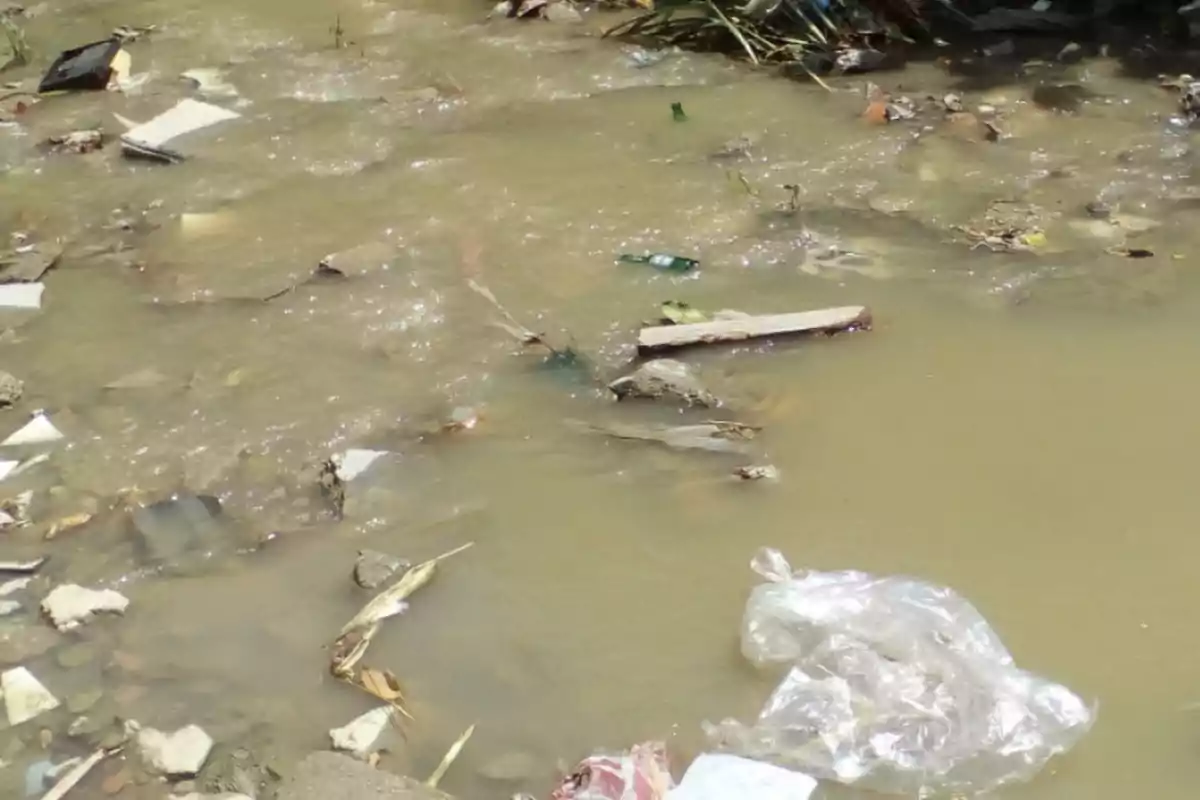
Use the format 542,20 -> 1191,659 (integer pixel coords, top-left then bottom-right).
2,1 -> 1200,798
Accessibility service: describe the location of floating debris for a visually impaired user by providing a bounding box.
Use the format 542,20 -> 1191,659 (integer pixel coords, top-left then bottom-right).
42,745 -> 119,800
608,359 -> 719,407
0,282 -> 44,309
1,412 -> 63,446
329,705 -> 396,759
119,98 -> 241,163
353,550 -> 409,590
0,242 -> 60,282
0,555 -> 46,573
1,666 -> 60,725
734,464 -> 780,481
572,419 -> 760,454
637,306 -> 870,354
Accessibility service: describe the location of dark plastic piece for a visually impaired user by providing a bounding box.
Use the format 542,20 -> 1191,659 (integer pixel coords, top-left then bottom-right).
37,37 -> 122,93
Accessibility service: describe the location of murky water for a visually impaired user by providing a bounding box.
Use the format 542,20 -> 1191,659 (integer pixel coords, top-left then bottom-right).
2,1 -> 1200,798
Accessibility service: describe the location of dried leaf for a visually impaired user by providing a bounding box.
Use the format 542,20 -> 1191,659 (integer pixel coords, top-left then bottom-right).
45,512 -> 93,540
360,667 -> 406,703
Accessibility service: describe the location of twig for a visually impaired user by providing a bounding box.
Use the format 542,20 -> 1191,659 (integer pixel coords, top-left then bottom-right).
705,0 -> 760,65
426,724 -> 476,788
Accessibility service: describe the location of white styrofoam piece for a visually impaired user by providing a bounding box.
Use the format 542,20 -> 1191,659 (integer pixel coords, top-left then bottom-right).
121,99 -> 240,150
0,283 -> 44,309
1,666 -> 60,726
337,449 -> 388,481
669,754 -> 818,800
1,414 -> 63,446
329,705 -> 394,758
0,460 -> 18,481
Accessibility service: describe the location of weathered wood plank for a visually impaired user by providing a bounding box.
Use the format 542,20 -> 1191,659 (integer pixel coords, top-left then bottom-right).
637,305 -> 871,354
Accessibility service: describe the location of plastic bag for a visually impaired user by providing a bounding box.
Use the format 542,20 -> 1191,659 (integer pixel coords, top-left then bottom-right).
704,548 -> 1094,796
551,741 -> 674,800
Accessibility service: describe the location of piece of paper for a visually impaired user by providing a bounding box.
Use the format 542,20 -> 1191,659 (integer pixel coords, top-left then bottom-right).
0,283 -> 44,309
669,754 -> 817,800
120,99 -> 240,161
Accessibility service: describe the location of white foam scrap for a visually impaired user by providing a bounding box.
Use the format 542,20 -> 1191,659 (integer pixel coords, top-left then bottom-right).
669,754 -> 818,800
41,584 -> 130,631
336,449 -> 388,481
120,99 -> 240,152
1,667 -> 60,726
0,283 -> 44,309
329,705 -> 394,758
1,413 -> 63,446
181,68 -> 239,99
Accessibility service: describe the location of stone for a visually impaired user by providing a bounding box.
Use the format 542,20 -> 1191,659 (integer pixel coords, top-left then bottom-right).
0,371 -> 21,407
329,706 -> 394,759
0,666 -> 60,725
608,359 -> 719,407
0,600 -> 19,616
137,724 -> 213,776
129,493 -> 224,564
316,241 -> 394,279
42,584 -> 130,631
277,752 -> 453,800
352,550 -> 408,589
66,688 -> 104,714
56,642 -> 98,669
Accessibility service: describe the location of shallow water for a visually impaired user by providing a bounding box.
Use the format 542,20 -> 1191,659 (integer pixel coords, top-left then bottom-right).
1,1 -> 1200,797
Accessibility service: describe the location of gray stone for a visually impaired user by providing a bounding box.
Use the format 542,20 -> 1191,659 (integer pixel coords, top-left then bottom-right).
129,493 -> 225,564
0,371 -> 21,407
277,752 -> 452,800
352,550 -> 408,589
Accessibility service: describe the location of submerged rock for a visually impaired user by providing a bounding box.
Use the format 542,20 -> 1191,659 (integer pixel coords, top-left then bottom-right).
0,371 -> 21,407
278,752 -> 453,800
129,493 -> 225,564
353,550 -> 409,590
608,359 -> 719,407
137,723 -> 214,776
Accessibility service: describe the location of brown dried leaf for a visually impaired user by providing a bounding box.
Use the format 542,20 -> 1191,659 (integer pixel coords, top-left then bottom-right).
360,667 -> 405,703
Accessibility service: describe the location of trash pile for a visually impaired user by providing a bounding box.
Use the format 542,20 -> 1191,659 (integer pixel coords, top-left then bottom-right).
527,546 -> 1093,800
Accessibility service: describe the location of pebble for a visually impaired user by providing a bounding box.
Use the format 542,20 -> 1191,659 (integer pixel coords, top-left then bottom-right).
0,371 -> 21,407
479,750 -> 539,783
137,724 -> 214,776
66,688 -> 104,714
100,766 -> 131,795
352,550 -> 408,590
56,642 -> 97,669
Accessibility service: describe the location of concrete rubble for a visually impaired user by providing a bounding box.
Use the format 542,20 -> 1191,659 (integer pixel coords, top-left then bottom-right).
136,723 -> 214,776
41,583 -> 130,631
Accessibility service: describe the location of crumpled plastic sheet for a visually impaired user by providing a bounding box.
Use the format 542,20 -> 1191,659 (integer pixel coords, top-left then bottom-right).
551,741 -> 674,800
704,548 -> 1095,796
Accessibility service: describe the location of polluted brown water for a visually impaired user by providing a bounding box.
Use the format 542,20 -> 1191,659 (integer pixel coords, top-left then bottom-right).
0,0 -> 1199,797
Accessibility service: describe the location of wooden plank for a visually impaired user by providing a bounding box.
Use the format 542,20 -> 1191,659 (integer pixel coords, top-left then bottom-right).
637,305 -> 871,354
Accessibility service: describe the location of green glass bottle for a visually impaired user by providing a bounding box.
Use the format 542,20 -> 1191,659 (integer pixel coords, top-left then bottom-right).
617,252 -> 699,272
671,101 -> 687,122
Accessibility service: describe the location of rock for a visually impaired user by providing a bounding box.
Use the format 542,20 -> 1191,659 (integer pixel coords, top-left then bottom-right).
0,623 -> 57,665
66,688 -> 104,714
277,752 -> 453,800
478,751 -> 539,783
56,642 -> 98,669
174,794 -> 253,800
608,359 -> 719,407
329,706 -> 394,759
0,371 -> 21,407
137,724 -> 213,776
41,584 -> 130,631
1,666 -> 59,725
543,1 -> 583,22
0,600 -> 19,616
129,493 -> 225,564
353,550 -> 409,589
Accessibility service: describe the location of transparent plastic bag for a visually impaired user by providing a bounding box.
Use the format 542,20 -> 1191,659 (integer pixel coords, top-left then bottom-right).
704,548 -> 1095,796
